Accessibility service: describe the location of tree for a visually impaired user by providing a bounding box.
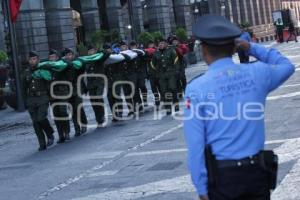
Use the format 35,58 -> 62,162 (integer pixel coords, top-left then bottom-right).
138,32 -> 154,46
175,27 -> 188,42
90,30 -> 110,49
0,51 -> 8,64
151,31 -> 163,43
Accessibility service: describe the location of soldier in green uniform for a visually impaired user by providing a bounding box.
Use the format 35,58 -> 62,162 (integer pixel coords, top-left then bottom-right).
62,48 -> 87,137
151,39 -> 179,115
22,51 -> 54,151
104,44 -> 123,122
145,42 -> 161,109
47,49 -> 70,143
169,36 -> 189,98
83,44 -> 111,126
119,41 -> 138,116
129,42 -> 148,109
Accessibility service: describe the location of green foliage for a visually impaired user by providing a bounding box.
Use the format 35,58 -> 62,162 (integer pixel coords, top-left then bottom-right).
151,31 -> 163,43
90,30 -> 110,49
0,51 -> 8,63
77,43 -> 88,56
109,29 -> 121,43
175,27 -> 188,42
138,32 -> 154,46
240,22 -> 251,28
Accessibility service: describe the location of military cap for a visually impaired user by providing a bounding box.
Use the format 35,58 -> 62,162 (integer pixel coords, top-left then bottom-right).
62,48 -> 74,56
158,38 -> 167,43
119,40 -> 127,46
103,43 -> 111,50
49,49 -> 58,56
29,51 -> 39,58
168,35 -> 178,44
192,14 -> 241,45
87,43 -> 96,51
129,41 -> 137,46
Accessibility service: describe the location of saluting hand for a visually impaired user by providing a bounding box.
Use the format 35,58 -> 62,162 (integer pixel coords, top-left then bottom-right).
235,39 -> 250,52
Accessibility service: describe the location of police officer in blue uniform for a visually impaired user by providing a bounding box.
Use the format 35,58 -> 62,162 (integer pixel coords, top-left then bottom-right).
184,14 -> 295,200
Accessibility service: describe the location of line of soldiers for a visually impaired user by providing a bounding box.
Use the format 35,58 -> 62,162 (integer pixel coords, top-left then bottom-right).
21,36 -> 189,151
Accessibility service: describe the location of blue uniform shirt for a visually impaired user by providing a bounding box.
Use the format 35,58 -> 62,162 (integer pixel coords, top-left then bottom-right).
183,43 -> 295,196
239,31 -> 252,42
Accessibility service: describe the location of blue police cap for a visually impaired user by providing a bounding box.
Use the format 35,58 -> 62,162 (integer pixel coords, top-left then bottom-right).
192,14 -> 242,45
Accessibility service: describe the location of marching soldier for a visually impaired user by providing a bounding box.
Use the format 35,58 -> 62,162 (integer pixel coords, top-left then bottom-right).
104,44 -> 123,122
169,36 -> 189,97
22,51 -> 54,151
83,44 -> 110,126
145,42 -> 161,109
152,39 -> 179,115
62,48 -> 87,137
119,41 -> 138,116
129,41 -> 148,109
47,49 -> 70,143
184,14 -> 295,200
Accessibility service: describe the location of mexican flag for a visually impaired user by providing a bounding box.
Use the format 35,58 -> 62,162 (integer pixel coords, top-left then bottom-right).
9,0 -> 22,23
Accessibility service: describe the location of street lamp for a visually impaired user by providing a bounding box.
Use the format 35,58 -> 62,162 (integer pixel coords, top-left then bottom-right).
127,25 -> 132,30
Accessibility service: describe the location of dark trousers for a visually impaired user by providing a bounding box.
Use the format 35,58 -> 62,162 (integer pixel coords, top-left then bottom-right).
149,76 -> 161,107
28,101 -> 54,148
123,75 -> 140,113
287,31 -> 298,42
68,95 -> 87,133
159,72 -> 179,113
137,76 -> 148,106
238,50 -> 250,64
88,87 -> 105,124
177,70 -> 187,94
107,82 -> 123,118
208,165 -> 270,200
277,31 -> 284,43
50,100 -> 70,140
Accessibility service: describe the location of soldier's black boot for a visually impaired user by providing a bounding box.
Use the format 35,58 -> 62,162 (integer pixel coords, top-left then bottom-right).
47,135 -> 55,147
33,122 -> 47,151
38,146 -> 47,151
65,132 -> 70,140
81,127 -> 87,134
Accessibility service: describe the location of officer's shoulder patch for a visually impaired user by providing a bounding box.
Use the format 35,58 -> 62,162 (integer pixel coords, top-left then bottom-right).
188,72 -> 206,85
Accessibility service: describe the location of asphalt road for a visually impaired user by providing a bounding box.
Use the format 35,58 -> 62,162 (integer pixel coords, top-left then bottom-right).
1,41 -> 300,200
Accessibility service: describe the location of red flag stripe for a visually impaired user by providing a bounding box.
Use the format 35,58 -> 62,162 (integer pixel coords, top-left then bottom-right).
9,0 -> 22,23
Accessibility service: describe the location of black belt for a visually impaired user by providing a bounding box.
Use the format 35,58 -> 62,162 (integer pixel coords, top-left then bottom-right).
216,154 -> 260,169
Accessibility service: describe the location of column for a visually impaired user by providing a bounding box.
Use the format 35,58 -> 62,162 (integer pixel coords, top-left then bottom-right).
44,0 -> 75,51
15,0 -> 49,61
173,0 -> 193,36
130,0 -> 144,36
105,0 -> 125,38
0,3 -> 5,50
80,0 -> 100,39
145,0 -> 173,36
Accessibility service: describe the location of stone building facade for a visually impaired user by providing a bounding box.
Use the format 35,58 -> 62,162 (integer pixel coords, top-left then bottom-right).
0,0 -> 283,62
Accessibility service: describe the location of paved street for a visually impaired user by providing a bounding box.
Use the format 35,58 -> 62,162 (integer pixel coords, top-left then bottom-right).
1,41 -> 300,200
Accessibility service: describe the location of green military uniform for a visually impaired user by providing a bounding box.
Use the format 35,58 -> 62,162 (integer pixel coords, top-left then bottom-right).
152,47 -> 179,114
22,53 -> 54,150
80,51 -> 110,125
63,48 -> 87,136
132,49 -> 148,108
120,53 -> 140,115
39,58 -> 70,143
105,54 -> 124,121
146,48 -> 161,108
174,46 -> 187,97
